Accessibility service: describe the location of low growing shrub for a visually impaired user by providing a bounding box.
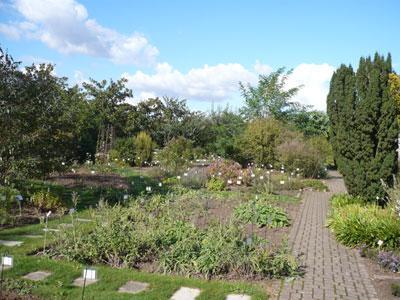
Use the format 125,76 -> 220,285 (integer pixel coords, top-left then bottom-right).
31,191 -> 65,213
234,200 -> 290,228
206,177 -> 226,191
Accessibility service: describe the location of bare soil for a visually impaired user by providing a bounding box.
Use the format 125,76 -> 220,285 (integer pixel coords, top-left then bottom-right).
48,173 -> 129,189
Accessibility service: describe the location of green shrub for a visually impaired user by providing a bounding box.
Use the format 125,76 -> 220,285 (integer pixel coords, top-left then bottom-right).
328,203 -> 400,249
392,283 -> 400,297
158,137 -> 194,174
134,131 -> 155,167
31,191 -> 65,213
278,137 -> 327,178
234,200 -> 290,228
206,177 -> 226,191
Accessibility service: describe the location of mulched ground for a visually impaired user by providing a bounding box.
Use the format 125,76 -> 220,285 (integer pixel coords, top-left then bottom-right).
362,256 -> 400,300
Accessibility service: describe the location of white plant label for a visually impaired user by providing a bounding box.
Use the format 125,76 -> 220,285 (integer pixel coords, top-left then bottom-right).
83,269 -> 96,280
2,256 -> 12,266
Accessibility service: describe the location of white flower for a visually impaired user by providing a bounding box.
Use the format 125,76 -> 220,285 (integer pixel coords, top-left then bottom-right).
227,180 -> 233,185
177,176 -> 181,180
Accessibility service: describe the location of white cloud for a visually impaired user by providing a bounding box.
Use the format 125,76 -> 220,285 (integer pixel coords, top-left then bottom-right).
123,61 -> 334,111
0,0 -> 158,66
286,63 -> 335,111
123,62 -> 257,102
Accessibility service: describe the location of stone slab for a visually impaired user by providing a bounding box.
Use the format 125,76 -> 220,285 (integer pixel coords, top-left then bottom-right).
171,287 -> 201,300
43,228 -> 60,232
21,235 -> 43,239
23,271 -> 52,281
118,280 -> 149,294
76,218 -> 92,222
72,277 -> 98,287
226,295 -> 251,300
59,223 -> 74,228
0,240 -> 23,247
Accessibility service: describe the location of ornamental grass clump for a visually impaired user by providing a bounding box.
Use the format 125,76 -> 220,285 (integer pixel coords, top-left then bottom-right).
328,196 -> 400,249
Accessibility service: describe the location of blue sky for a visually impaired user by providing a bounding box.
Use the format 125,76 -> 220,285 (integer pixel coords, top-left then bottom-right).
1,0 -> 399,111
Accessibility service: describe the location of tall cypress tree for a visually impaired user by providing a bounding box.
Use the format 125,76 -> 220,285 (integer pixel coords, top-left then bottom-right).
327,53 -> 398,201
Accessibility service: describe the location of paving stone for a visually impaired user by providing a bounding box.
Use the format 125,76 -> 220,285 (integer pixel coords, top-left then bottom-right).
118,280 -> 149,294
23,271 -> 52,281
0,240 -> 23,247
170,287 -> 201,300
59,223 -> 74,228
278,171 -> 378,300
21,235 -> 43,238
72,277 -> 98,287
43,228 -> 60,232
76,218 -> 92,222
226,294 -> 251,300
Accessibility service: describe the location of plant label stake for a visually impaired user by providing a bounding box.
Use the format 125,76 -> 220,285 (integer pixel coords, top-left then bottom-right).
81,267 -> 96,300
15,195 -> 23,216
43,211 -> 52,253
0,255 -> 13,297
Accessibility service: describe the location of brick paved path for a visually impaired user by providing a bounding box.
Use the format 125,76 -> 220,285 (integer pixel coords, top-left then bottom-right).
278,172 -> 378,300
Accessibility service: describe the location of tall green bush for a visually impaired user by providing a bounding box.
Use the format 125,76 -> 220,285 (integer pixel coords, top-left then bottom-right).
134,131 -> 154,166
327,53 -> 398,201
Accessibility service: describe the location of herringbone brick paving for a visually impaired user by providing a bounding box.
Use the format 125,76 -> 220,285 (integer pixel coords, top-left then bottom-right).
278,172 -> 378,300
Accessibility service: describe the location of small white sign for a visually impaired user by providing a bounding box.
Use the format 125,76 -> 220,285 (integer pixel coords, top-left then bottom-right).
251,174 -> 255,178
280,180 -> 285,185
123,195 -> 128,200
183,173 -> 188,177
227,180 -> 233,185
238,176 -> 243,180
281,170 -> 284,174
177,176 -> 181,180
260,176 -> 264,180
236,180 -> 242,185
1,256 -> 13,267
146,186 -> 152,192
158,182 -> 162,187
83,268 -> 96,280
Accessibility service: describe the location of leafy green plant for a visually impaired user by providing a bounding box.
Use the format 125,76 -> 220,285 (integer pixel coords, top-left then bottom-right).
234,200 -> 290,228
1,278 -> 37,296
31,190 -> 65,213
206,177 -> 226,191
328,203 -> 400,249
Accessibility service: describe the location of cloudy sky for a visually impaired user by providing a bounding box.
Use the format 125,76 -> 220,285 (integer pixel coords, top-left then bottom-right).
1,0 -> 399,111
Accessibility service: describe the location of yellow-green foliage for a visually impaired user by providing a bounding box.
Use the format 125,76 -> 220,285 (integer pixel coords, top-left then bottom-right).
134,131 -> 154,166
31,191 -> 65,212
328,195 -> 400,249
